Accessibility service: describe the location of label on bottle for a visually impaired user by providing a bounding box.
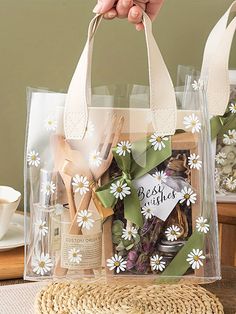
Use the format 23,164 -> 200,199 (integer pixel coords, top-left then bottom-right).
61,232 -> 102,270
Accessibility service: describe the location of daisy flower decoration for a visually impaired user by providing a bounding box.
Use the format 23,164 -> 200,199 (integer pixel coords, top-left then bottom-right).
116,141 -> 132,157
196,217 -> 210,234
107,254 -> 127,274
121,226 -> 138,241
223,129 -> 236,145
44,116 -> 57,131
180,187 -> 197,206
183,113 -> 201,133
165,225 -> 181,242
149,132 -> 169,151
150,254 -> 166,272
89,150 -> 102,168
35,219 -> 48,237
141,205 -> 154,219
41,181 -> 56,196
32,253 -> 53,276
188,153 -> 202,170
27,150 -> 40,167
77,209 -> 94,230
186,249 -> 205,270
192,79 -> 204,91
110,181 -> 131,200
225,177 -> 236,191
54,203 -> 64,216
68,248 -> 82,265
152,170 -> 167,185
229,102 -> 236,114
215,152 -> 227,165
72,175 -> 89,195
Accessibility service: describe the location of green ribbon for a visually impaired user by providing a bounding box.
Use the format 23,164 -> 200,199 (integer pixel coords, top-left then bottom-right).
96,137 -> 172,227
210,102 -> 236,140
156,230 -> 204,284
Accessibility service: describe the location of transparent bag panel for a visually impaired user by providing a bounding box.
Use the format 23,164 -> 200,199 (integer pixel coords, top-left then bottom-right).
24,78 -> 220,284
215,87 -> 236,201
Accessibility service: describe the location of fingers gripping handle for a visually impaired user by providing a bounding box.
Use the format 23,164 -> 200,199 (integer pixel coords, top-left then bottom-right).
64,12 -> 177,140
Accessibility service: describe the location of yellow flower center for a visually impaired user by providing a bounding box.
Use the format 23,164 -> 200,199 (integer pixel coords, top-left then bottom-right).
147,208 -> 151,213
155,137 -> 162,143
171,230 -> 176,235
193,256 -> 199,262
122,145 -> 127,151
73,253 -> 77,257
191,121 -> 196,126
82,216 -> 88,222
78,182 -> 84,188
116,187 -> 123,193
31,155 -> 36,161
48,120 -> 52,125
114,261 -> 120,267
184,194 -> 190,200
155,260 -> 160,265
193,159 -> 197,164
39,261 -> 45,268
229,135 -> 233,139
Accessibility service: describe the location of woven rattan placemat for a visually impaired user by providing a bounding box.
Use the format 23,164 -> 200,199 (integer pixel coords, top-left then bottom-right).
35,281 -> 224,314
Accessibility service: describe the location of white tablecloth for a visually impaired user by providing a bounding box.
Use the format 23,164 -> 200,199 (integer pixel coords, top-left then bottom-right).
0,282 -> 46,314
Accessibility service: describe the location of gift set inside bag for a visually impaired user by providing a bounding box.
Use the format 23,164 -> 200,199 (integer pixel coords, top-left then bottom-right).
24,12 -> 220,284
201,1 -> 236,203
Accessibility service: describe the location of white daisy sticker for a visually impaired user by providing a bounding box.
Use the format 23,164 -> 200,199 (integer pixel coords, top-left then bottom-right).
77,209 -> 94,230
192,79 -> 204,91
196,217 -> 210,234
165,225 -> 181,242
44,116 -> 57,131
215,152 -> 227,165
150,254 -> 166,272
116,141 -> 132,157
27,150 -> 40,167
149,133 -> 169,151
41,181 -> 56,196
68,248 -> 82,264
89,151 -> 102,168
121,226 -> 138,241
32,253 -> 53,276
186,249 -> 205,270
152,170 -> 167,185
35,220 -> 48,237
225,177 -> 236,191
85,121 -> 95,138
229,102 -> 236,114
106,254 -> 127,274
54,203 -> 64,216
188,153 -> 202,170
110,181 -> 131,200
141,205 -> 154,219
72,175 -> 89,195
223,129 -> 236,145
180,187 -> 197,206
183,114 -> 201,133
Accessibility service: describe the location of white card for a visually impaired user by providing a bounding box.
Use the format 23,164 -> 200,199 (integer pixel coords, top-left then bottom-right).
133,173 -> 182,221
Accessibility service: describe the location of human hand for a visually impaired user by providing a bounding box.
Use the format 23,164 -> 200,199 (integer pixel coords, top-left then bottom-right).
93,0 -> 165,31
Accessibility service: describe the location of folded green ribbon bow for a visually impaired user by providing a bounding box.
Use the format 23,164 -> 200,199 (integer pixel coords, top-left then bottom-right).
211,101 -> 236,140
96,136 -> 172,227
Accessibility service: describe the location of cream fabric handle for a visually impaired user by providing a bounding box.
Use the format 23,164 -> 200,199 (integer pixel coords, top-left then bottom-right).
201,1 -> 236,116
64,12 -> 177,140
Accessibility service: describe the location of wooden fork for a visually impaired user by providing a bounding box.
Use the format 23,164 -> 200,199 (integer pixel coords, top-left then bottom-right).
53,115 -> 124,277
